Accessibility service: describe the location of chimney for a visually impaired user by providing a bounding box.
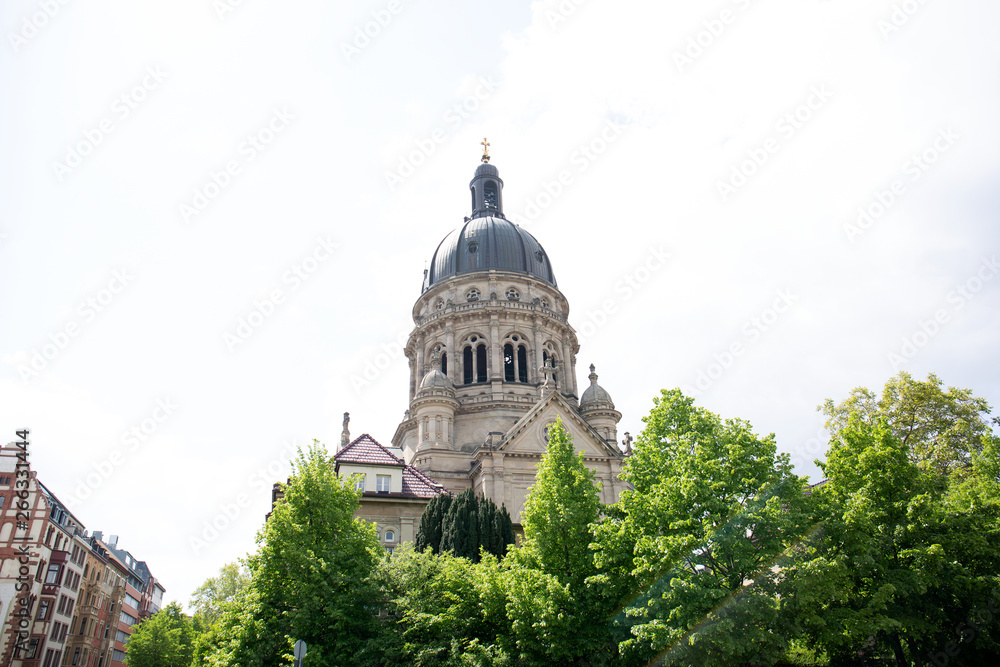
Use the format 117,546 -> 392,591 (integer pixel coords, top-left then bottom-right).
109,535 -> 118,548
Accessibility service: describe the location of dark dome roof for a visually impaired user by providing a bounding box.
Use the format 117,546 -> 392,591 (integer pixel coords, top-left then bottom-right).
424,216 -> 557,290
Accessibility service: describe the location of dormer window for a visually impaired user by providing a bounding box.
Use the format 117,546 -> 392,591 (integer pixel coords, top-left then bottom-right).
376,475 -> 391,493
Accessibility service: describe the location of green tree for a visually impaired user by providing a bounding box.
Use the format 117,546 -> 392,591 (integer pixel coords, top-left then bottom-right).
595,389 -> 812,666
785,410 -> 1000,665
417,489 -> 514,561
504,417 -> 614,665
441,488 -> 479,560
376,544 -> 511,666
821,371 -> 993,477
414,493 -> 451,554
190,562 -> 249,626
126,603 -> 190,667
208,441 -> 383,667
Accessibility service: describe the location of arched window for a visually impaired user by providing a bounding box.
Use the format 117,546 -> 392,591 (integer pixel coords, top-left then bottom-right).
503,344 -> 515,381
476,344 -> 488,383
441,352 -> 447,375
463,347 -> 474,384
384,530 -> 395,542
517,345 -> 528,382
466,288 -> 480,302
484,181 -> 498,209
506,287 -> 519,301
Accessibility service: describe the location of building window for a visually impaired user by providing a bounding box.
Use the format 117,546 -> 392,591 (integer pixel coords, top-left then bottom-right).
440,352 -> 447,375
463,347 -> 474,384
354,474 -> 365,492
503,344 -> 515,382
376,475 -> 391,493
384,530 -> 395,542
505,287 -> 519,300
476,344 -> 487,383
466,288 -> 480,302
434,299 -> 444,310
112,650 -> 126,663
45,564 -> 61,584
37,599 -> 51,620
517,345 -> 528,383
119,611 -> 137,627
21,638 -> 40,660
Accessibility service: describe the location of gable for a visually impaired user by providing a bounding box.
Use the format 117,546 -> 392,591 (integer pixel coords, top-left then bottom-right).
498,393 -> 621,459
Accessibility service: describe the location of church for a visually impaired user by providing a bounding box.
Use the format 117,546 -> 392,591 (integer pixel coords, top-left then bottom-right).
320,143 -> 631,549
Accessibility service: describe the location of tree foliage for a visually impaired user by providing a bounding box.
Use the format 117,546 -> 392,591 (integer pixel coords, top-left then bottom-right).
416,488 -> 514,562
207,441 -> 383,667
595,389 -> 812,666
821,371 -> 993,477
189,562 -> 249,626
126,603 -> 192,667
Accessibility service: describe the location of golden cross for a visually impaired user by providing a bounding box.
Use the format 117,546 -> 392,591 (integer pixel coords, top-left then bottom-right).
480,137 -> 490,163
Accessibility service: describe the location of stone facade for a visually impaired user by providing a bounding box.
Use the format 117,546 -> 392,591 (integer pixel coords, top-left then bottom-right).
387,153 -> 628,525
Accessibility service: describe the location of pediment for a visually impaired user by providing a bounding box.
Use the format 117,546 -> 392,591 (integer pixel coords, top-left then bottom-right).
497,391 -> 622,459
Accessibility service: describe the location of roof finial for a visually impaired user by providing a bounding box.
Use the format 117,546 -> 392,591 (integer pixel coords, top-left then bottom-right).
480,137 -> 490,163
589,364 -> 598,385
340,412 -> 350,450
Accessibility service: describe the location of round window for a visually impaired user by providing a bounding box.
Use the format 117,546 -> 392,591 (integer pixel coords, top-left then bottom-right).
506,288 -> 520,301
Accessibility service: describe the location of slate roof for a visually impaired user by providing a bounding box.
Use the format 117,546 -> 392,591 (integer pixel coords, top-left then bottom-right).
335,433 -> 446,500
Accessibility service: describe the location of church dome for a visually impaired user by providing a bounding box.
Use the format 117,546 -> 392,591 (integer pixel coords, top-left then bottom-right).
419,368 -> 455,393
422,158 -> 557,291
425,217 -> 556,290
580,365 -> 615,411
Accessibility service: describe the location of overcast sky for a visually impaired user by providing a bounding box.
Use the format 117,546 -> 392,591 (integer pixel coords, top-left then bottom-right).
2,0 -> 998,610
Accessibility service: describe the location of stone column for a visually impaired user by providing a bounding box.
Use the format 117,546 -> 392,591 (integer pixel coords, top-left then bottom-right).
533,319 -> 544,384
561,339 -> 574,394
445,325 -> 456,385
414,338 -> 425,396
490,316 -> 501,380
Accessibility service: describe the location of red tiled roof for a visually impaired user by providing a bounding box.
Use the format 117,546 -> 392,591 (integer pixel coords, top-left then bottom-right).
335,434 -> 404,466
402,466 -> 446,498
337,433 -> 446,499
